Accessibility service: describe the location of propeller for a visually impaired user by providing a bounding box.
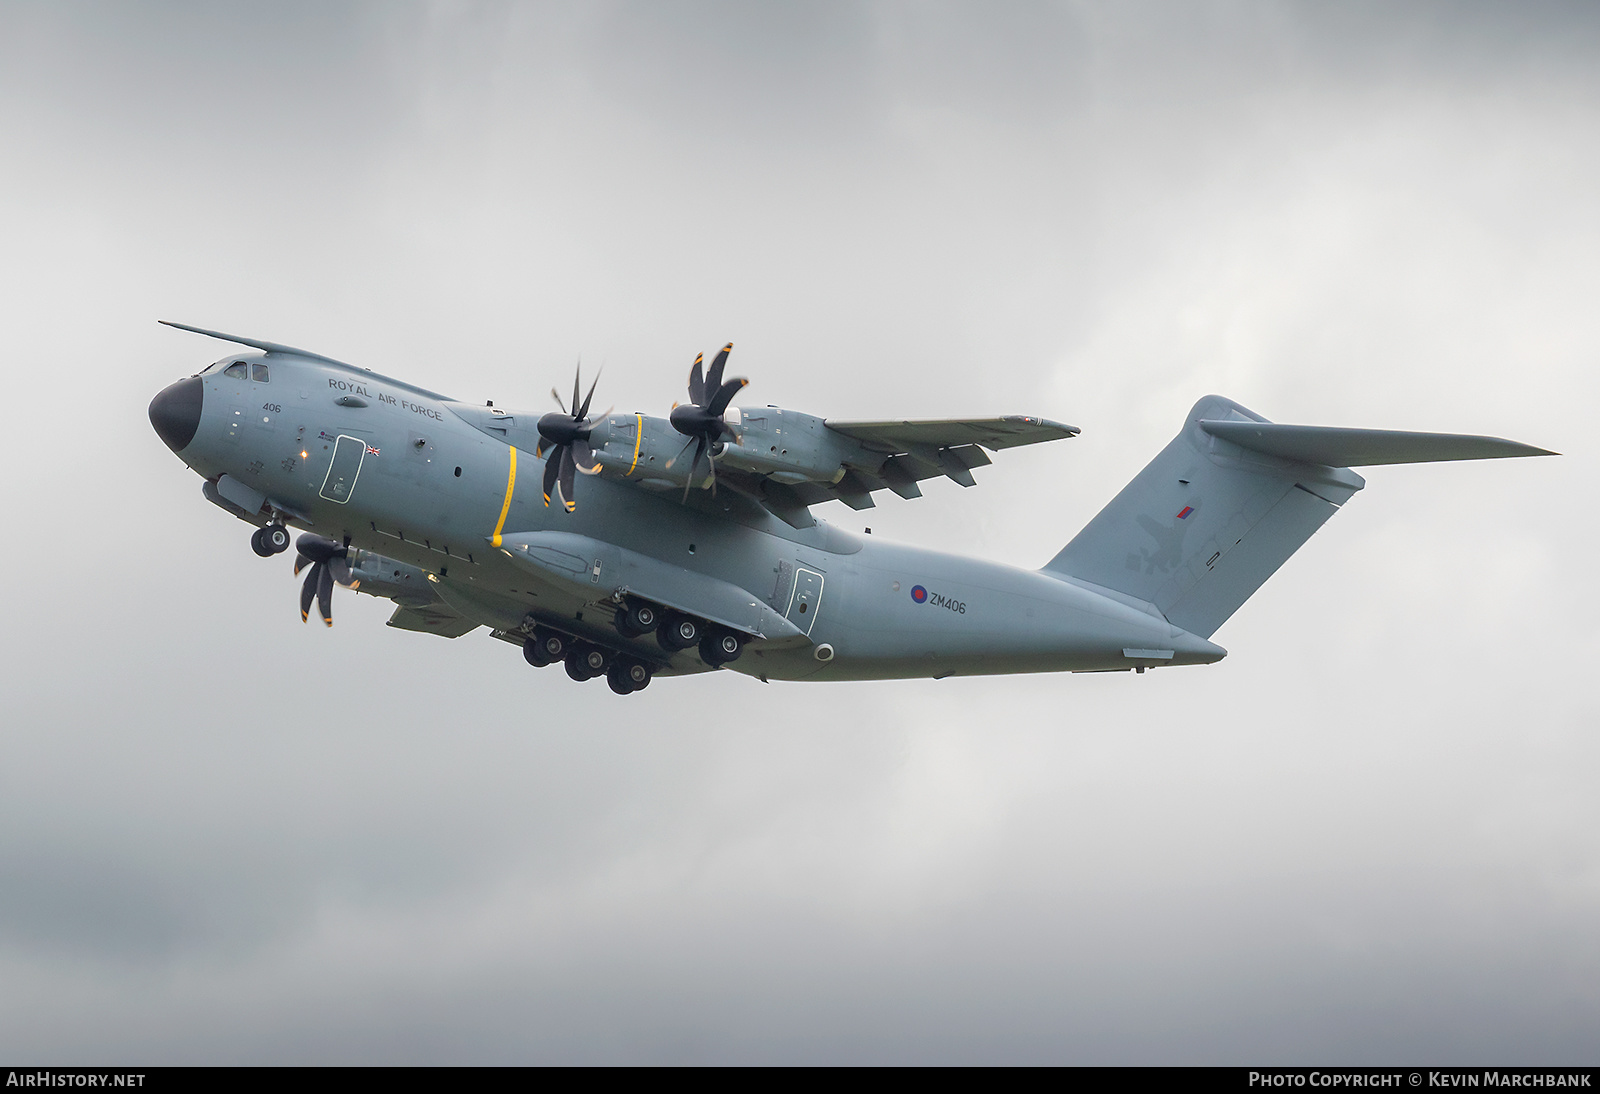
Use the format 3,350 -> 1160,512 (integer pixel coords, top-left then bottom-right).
293,533 -> 360,626
667,342 -> 746,501
536,363 -> 607,512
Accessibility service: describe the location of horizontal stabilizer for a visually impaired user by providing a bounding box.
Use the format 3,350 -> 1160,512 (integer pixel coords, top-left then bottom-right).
1200,420 -> 1555,467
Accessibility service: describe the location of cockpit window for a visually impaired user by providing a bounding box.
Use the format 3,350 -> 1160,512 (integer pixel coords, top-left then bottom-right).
251,363 -> 270,383
223,362 -> 249,379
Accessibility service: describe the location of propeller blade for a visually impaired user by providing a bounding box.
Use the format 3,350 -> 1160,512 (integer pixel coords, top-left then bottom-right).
557,446 -> 577,512
688,353 -> 705,406
665,435 -> 696,470
542,447 -> 561,508
707,376 -> 748,416
294,552 -> 312,577
571,364 -> 582,423
572,437 -> 601,475
706,343 -> 732,395
299,563 -> 319,622
550,386 -> 567,414
329,556 -> 356,586
576,368 -> 601,420
682,436 -> 707,503
317,564 -> 335,626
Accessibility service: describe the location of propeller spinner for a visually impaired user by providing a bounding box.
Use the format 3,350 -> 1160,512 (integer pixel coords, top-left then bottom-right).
667,343 -> 747,501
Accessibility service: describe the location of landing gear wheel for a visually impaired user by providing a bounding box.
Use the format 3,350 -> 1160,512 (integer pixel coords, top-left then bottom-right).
606,658 -> 652,695
627,603 -> 658,634
531,629 -> 567,664
656,613 -> 703,652
565,644 -> 610,682
250,528 -> 274,558
614,602 -> 660,640
699,630 -> 744,667
263,525 -> 291,554
523,635 -> 551,667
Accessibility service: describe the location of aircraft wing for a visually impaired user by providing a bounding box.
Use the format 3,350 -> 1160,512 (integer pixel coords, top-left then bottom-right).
711,414 -> 1079,527
824,415 -> 1079,452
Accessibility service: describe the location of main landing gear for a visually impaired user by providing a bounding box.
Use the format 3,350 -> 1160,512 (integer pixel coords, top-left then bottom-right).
250,523 -> 291,557
631,602 -> 744,668
522,627 -> 656,695
518,601 -> 753,696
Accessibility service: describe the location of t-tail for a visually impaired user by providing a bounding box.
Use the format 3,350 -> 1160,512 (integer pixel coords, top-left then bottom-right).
1042,395 -> 1554,640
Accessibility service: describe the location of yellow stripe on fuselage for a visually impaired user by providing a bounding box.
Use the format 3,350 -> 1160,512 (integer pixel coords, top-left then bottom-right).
628,414 -> 643,474
492,445 -> 517,547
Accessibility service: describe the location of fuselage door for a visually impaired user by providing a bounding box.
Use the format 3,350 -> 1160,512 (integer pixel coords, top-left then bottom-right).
319,434 -> 369,504
785,566 -> 825,636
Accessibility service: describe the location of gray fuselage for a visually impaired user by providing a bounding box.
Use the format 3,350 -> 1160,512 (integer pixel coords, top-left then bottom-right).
151,349 -> 1226,682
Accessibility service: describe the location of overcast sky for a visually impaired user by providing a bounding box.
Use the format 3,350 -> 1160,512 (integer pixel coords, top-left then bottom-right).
1,0 -> 1596,1064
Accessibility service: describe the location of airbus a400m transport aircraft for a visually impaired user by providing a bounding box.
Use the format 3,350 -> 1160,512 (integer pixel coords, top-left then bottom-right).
148,321 -> 1553,695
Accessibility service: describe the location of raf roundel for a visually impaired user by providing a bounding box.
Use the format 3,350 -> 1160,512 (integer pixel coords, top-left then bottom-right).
910,585 -> 928,604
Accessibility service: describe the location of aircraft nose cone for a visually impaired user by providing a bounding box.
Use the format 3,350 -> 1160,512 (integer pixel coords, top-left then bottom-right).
149,376 -> 203,453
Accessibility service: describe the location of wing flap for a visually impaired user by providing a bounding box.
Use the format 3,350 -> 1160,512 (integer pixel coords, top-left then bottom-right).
386,603 -> 480,638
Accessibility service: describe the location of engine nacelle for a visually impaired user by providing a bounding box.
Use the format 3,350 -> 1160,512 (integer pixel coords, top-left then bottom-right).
448,403 -> 903,497
582,412 -> 715,490
583,407 -> 874,489
714,407 -> 858,484
346,550 -> 436,599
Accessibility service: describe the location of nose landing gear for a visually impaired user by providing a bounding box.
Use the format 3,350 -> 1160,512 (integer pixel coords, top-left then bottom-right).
250,524 -> 291,557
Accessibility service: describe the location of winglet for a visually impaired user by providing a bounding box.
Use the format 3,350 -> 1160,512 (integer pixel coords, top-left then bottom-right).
159,320 -> 354,368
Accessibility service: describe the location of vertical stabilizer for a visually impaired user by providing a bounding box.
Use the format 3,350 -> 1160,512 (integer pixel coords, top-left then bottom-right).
1044,396 -> 1366,639
1043,395 -> 1552,638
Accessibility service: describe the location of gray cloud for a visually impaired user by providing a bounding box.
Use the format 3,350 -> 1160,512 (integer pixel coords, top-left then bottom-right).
0,0 -> 1594,1063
